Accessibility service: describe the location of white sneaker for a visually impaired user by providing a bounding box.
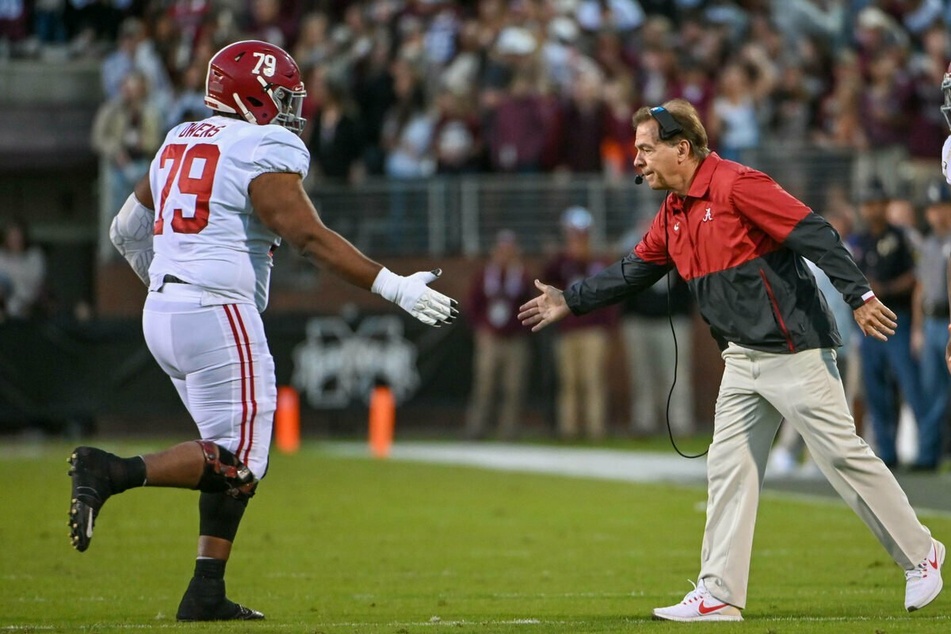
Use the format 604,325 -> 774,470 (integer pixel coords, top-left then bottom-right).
905,539 -> 945,611
652,579 -> 743,622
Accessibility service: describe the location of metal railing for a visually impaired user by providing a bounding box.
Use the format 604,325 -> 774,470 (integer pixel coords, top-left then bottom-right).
94,147 -> 860,261
306,146 -> 857,257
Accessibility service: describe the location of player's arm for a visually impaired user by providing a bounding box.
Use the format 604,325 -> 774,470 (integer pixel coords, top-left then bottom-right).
249,172 -> 457,326
109,176 -> 155,285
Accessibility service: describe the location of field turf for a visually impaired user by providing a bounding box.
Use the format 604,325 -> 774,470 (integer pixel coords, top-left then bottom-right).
2,440 -> 950,633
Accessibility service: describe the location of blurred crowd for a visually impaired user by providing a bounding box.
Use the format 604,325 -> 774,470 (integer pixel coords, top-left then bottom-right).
2,1 -> 949,198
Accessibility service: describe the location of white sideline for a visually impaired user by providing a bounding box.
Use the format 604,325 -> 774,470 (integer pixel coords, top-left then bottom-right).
325,441 -> 951,518
326,441 -> 708,484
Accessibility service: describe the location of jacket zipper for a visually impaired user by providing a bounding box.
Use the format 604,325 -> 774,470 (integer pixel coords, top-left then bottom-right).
759,268 -> 796,352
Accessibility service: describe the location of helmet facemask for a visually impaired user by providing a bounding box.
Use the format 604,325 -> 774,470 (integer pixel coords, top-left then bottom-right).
267,83 -> 307,135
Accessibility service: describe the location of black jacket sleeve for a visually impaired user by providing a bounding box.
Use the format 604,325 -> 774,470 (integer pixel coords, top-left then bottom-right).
784,213 -> 872,309
563,251 -> 670,315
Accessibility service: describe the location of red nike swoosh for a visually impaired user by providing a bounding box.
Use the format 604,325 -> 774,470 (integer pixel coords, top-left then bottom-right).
929,554 -> 939,569
698,601 -> 728,615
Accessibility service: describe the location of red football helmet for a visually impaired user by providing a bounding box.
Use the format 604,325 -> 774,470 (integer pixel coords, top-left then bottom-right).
205,40 -> 306,134
942,60 -> 951,131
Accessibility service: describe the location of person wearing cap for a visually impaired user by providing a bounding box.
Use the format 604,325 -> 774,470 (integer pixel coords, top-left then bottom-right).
849,178 -> 926,470
464,230 -> 535,440
541,206 -> 617,440
519,98 -> 943,621
911,179 -> 951,471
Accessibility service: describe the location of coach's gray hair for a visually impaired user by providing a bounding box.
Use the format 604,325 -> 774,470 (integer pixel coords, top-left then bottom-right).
632,98 -> 710,159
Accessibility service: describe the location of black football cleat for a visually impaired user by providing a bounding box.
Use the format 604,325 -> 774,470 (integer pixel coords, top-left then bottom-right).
67,447 -> 114,552
176,599 -> 264,622
176,577 -> 265,621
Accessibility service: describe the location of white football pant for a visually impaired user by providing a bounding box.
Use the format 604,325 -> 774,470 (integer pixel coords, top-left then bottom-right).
142,283 -> 275,479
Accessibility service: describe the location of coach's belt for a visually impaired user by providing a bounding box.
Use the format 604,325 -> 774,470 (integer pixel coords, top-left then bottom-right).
163,274 -> 188,284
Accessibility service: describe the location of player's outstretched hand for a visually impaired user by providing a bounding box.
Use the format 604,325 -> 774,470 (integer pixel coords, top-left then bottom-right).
372,267 -> 459,327
518,279 -> 571,332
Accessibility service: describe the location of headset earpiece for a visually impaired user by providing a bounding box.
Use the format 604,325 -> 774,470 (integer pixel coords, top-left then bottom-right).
650,106 -> 683,140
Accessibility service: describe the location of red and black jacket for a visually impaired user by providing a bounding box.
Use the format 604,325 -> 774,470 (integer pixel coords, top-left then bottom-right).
564,153 -> 873,353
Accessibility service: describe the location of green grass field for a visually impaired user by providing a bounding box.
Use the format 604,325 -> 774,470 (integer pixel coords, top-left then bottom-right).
3,440 -> 950,633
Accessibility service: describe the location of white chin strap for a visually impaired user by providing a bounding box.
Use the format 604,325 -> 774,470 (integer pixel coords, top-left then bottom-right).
233,92 -> 257,124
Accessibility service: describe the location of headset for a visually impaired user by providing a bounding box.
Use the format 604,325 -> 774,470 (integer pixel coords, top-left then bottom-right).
634,106 -> 707,459
650,105 -> 684,139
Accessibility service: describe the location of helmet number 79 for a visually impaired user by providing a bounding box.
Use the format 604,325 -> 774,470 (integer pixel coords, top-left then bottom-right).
251,52 -> 276,77
154,143 -> 220,235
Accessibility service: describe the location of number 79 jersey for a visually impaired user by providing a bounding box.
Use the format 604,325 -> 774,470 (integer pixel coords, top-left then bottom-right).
147,115 -> 310,312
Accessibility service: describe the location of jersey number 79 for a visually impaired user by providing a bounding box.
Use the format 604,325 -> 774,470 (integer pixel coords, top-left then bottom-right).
155,143 -> 221,235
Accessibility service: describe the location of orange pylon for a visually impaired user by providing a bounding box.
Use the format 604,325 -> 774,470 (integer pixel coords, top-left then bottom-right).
368,385 -> 395,458
275,385 -> 300,454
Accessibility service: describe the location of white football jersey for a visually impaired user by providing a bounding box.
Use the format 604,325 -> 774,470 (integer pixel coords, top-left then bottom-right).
148,115 -> 310,312
943,135 -> 951,185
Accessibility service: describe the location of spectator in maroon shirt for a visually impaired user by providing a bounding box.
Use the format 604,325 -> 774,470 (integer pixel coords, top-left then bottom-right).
904,22 -> 949,200
465,230 -> 535,440
485,68 -> 553,173
242,0 -> 302,50
670,55 -> 714,123
591,29 -> 638,83
542,206 -> 618,440
601,74 -> 638,181
556,65 -> 607,174
432,86 -> 483,174
854,45 -> 915,197
0,0 -> 29,48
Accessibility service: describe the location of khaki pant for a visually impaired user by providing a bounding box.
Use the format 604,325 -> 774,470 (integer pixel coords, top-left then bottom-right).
555,328 -> 609,440
700,344 -> 933,608
622,315 -> 694,435
466,331 -> 530,438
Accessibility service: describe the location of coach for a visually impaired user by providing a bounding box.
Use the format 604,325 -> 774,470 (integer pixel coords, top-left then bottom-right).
519,98 -> 943,621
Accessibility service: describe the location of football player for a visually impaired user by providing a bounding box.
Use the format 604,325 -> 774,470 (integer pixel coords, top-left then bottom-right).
69,40 -> 457,621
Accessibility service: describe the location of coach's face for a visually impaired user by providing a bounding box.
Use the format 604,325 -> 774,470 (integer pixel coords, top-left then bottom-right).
634,121 -> 691,195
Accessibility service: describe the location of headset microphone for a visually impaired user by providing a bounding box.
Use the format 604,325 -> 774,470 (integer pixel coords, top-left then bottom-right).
634,174 -> 644,185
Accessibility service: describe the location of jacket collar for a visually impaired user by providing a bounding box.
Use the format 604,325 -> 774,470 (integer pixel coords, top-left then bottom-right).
684,152 -> 721,200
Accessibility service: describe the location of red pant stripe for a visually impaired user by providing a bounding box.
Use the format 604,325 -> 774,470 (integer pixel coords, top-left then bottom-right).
230,305 -> 257,465
222,305 -> 249,460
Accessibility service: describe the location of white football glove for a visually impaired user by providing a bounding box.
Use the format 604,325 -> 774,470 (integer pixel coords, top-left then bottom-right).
372,267 -> 459,326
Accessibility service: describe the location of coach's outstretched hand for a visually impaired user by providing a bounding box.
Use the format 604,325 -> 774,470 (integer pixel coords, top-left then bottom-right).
853,296 -> 897,342
518,279 -> 572,332
372,267 -> 459,327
